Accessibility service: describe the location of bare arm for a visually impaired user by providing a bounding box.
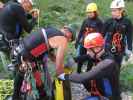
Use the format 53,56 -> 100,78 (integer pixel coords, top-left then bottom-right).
49,36 -> 68,75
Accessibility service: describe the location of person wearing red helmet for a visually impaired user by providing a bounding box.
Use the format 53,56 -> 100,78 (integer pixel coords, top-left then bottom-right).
68,33 -> 121,100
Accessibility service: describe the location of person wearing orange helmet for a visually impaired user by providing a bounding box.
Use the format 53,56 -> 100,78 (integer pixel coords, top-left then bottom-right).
68,33 -> 121,100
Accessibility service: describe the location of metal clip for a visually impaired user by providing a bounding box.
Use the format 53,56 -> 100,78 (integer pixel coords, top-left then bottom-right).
111,46 -> 116,53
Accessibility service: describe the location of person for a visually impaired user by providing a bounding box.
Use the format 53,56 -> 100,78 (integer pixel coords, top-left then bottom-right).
75,2 -> 103,73
0,0 -> 38,41
0,1 -> 4,9
12,25 -> 76,99
68,33 -> 121,100
0,0 -> 38,65
103,0 -> 133,67
0,0 -> 39,99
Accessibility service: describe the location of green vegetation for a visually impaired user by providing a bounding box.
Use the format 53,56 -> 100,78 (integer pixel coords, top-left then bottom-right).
1,0 -> 133,94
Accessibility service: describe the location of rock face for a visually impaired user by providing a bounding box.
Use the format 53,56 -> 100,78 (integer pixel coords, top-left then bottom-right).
71,82 -> 89,100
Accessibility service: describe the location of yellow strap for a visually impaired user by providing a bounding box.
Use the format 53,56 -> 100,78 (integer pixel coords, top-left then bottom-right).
55,79 -> 64,100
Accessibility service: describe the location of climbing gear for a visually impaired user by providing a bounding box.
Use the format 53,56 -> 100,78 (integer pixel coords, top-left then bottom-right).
29,29 -> 49,57
91,80 -> 102,96
41,28 -> 49,50
20,62 -> 40,99
86,3 -> 98,12
111,33 -> 123,53
84,33 -> 104,49
110,0 -> 125,9
55,78 -> 64,100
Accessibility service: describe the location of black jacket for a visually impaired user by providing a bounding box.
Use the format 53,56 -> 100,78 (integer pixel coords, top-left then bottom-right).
76,17 -> 103,44
103,17 -> 133,54
0,2 -> 36,40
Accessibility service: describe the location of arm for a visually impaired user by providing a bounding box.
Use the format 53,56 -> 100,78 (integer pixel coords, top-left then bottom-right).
103,20 -> 109,37
126,20 -> 133,51
69,59 -> 117,83
49,36 -> 68,75
74,54 -> 94,63
76,19 -> 87,44
97,19 -> 104,34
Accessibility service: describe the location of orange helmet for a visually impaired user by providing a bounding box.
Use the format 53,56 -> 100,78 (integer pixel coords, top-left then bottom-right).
84,33 -> 104,49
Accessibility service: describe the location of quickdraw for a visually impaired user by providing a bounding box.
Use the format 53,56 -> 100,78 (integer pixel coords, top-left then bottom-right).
111,32 -> 123,53
20,62 -> 39,99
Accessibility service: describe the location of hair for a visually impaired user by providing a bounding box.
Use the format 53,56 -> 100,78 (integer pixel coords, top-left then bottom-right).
122,9 -> 126,17
118,8 -> 126,17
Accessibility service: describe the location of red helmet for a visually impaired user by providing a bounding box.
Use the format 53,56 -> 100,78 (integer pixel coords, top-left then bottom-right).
84,33 -> 104,49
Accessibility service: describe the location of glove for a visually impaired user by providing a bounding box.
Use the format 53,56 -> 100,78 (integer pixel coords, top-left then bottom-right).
57,73 -> 66,80
125,49 -> 132,61
125,49 -> 132,56
57,73 -> 69,81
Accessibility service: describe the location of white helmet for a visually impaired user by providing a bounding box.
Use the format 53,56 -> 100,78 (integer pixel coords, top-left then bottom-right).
110,0 -> 125,9
17,0 -> 33,5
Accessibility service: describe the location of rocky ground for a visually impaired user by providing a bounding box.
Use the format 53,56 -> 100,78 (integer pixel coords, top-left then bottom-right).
71,82 -> 133,100
71,83 -> 89,100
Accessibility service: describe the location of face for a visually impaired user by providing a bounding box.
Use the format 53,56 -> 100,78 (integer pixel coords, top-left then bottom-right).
87,12 -> 96,18
111,8 -> 123,19
87,46 -> 103,58
61,27 -> 72,41
21,0 -> 33,12
0,2 -> 4,9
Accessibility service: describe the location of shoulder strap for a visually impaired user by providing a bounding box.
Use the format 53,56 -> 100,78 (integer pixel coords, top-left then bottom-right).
41,28 -> 49,50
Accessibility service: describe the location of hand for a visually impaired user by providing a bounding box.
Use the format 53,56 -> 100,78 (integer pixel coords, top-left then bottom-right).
57,73 -> 66,80
125,49 -> 132,61
30,8 -> 40,18
0,2 -> 4,9
125,49 -> 132,55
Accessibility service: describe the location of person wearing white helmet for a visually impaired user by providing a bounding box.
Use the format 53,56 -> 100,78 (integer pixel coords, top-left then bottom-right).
103,2 -> 133,99
103,0 -> 133,67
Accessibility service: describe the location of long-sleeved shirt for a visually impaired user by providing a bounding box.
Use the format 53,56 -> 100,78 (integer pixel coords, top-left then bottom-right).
0,2 -> 36,40
103,17 -> 133,54
76,17 -> 103,44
